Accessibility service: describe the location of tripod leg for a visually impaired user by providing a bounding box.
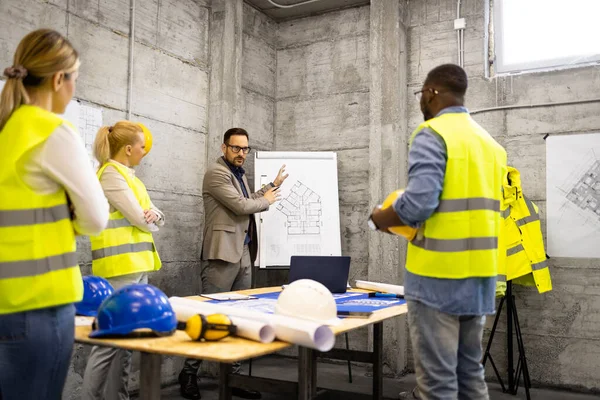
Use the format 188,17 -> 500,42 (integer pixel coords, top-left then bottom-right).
488,355 -> 506,393
483,296 -> 505,366
507,287 -> 515,393
512,296 -> 532,400
481,296 -> 506,391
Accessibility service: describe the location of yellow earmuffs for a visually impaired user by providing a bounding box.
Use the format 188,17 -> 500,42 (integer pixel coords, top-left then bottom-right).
178,314 -> 237,341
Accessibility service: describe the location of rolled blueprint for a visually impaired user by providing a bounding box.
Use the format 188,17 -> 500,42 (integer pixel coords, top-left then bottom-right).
355,280 -> 405,296
172,303 -> 276,344
169,297 -> 335,352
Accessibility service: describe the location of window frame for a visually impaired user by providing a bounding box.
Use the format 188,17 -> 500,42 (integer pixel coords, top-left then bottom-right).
489,0 -> 600,75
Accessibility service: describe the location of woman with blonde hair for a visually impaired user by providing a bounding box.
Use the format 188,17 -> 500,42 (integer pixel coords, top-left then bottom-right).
82,120 -> 165,400
0,29 -> 109,399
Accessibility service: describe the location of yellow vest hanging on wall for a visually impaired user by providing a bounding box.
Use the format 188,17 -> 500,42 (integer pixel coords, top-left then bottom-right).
0,105 -> 83,314
90,162 -> 161,278
497,166 -> 552,295
405,112 -> 508,279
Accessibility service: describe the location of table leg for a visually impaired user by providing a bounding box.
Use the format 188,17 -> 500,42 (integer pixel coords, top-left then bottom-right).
298,347 -> 317,400
373,322 -> 383,400
139,352 -> 162,400
219,363 -> 233,400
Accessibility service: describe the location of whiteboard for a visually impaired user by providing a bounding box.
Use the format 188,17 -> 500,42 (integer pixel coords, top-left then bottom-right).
546,133 -> 600,258
0,80 -> 102,167
254,151 -> 342,268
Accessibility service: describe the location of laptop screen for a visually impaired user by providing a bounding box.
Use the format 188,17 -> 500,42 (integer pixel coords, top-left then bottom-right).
288,256 -> 351,293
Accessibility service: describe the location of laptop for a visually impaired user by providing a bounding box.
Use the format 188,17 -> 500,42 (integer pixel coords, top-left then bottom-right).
288,256 -> 351,293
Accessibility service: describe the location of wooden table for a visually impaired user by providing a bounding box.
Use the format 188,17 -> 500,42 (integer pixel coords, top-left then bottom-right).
75,287 -> 407,400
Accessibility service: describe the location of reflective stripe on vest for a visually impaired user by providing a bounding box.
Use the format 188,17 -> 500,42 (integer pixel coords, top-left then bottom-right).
412,236 -> 498,252
0,252 -> 77,279
405,112 -> 507,279
92,242 -> 155,260
436,197 -> 500,213
106,218 -> 133,229
0,204 -> 70,227
502,208 -> 511,218
0,105 -> 83,314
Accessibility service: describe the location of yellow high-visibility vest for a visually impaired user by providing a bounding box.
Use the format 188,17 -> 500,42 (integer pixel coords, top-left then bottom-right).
90,161 -> 161,278
0,105 -> 83,314
497,166 -> 552,295
406,112 -> 508,279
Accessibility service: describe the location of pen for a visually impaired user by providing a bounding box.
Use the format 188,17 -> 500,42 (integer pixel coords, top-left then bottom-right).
368,292 -> 404,299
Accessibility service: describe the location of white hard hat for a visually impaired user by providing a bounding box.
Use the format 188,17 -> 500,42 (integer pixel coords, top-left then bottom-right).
275,279 -> 340,326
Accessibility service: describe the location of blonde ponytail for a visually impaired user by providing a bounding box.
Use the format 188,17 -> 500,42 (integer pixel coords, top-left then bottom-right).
0,29 -> 79,131
93,126 -> 112,166
0,77 -> 29,131
93,121 -> 143,168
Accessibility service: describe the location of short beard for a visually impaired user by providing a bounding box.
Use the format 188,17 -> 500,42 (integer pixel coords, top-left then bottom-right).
423,109 -> 434,121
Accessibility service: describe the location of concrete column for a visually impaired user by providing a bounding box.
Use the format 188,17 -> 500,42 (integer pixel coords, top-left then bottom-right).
207,0 -> 244,164
368,0 -> 410,376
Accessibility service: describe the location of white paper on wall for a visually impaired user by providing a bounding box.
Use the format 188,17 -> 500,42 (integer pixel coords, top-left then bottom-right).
546,132 -> 600,258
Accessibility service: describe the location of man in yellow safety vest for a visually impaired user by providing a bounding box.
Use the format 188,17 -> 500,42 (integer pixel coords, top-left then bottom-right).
370,64 -> 507,400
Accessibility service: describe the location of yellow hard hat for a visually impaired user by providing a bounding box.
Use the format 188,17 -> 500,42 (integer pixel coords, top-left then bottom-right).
137,122 -> 153,155
381,189 -> 418,241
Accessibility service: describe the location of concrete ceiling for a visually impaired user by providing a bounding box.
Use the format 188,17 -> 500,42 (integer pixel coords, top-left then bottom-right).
245,0 -> 369,21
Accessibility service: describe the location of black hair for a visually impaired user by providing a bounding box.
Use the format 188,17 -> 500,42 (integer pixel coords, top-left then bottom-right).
424,64 -> 468,97
223,128 -> 249,144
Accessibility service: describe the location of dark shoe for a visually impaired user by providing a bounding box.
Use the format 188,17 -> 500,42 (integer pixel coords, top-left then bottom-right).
232,387 -> 262,399
178,371 -> 201,400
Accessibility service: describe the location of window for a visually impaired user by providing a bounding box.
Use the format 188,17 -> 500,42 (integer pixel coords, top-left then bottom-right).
492,0 -> 600,74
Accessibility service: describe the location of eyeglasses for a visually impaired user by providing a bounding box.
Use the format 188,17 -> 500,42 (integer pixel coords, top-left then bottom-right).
414,88 -> 439,102
225,144 -> 252,154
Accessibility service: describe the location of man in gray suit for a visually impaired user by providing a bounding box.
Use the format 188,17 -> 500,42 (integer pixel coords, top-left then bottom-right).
179,128 -> 288,400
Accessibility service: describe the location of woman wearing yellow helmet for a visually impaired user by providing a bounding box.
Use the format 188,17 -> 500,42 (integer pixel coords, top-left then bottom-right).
82,121 -> 164,400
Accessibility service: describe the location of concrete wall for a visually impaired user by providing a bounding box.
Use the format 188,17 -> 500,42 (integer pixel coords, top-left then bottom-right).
242,3 -> 286,287
275,6 -> 372,352
0,0 -> 209,398
408,0 -> 600,392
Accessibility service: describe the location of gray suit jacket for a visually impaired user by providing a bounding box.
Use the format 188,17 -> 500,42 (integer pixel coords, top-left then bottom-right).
201,157 -> 273,264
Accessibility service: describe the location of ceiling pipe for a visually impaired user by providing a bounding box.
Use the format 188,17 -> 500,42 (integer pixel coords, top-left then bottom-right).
127,0 -> 135,120
265,0 -> 326,9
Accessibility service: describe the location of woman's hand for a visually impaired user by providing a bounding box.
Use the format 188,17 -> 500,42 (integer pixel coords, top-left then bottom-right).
144,209 -> 159,224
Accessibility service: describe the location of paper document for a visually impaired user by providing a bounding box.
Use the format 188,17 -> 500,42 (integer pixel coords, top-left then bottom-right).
355,280 -> 405,296
200,293 -> 257,301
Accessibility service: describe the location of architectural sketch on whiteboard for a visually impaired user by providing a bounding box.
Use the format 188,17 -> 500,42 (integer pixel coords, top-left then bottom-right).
546,133 -> 600,258
254,151 -> 342,268
277,181 -> 322,235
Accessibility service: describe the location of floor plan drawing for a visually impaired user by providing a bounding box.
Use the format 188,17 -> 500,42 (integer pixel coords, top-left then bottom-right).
277,181 -> 322,235
565,160 -> 600,222
547,133 -> 600,258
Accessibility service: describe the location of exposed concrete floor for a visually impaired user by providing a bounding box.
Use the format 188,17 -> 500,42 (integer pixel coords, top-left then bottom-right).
134,356 -> 600,400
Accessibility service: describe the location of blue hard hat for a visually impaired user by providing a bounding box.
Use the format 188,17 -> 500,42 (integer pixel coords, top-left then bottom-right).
89,283 -> 177,338
75,276 -> 114,317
